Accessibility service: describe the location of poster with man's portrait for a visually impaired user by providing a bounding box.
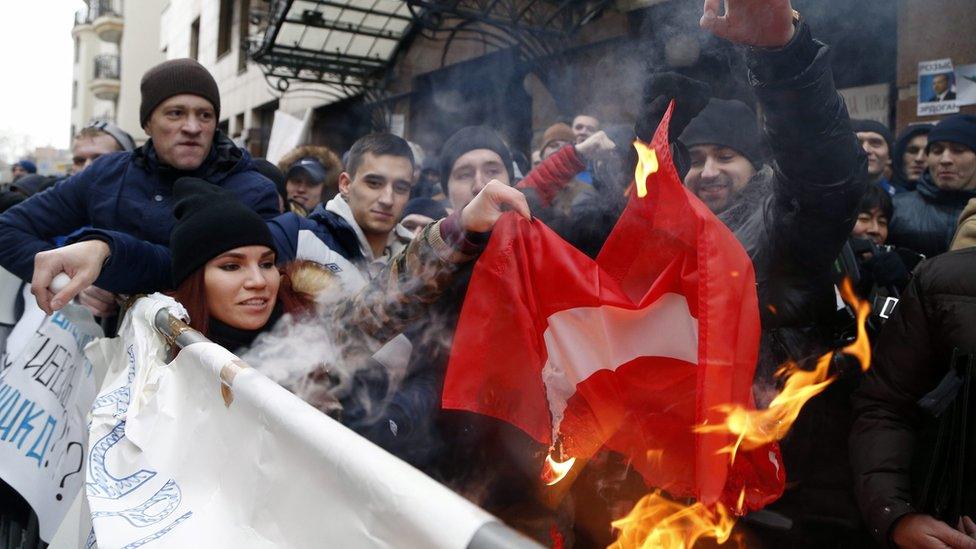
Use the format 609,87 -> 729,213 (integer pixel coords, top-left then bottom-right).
918,59 -> 960,116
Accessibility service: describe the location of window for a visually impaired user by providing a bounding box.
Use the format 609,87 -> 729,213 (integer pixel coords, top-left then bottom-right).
217,0 -> 233,58
234,113 -> 245,138
218,119 -> 230,135
74,37 -> 80,63
237,0 -> 251,72
72,81 -> 78,108
190,17 -> 200,60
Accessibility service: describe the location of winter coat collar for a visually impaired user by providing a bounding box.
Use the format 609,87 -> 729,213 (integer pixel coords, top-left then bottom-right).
915,172 -> 976,205
324,195 -> 412,267
133,131 -> 247,184
207,300 -> 284,353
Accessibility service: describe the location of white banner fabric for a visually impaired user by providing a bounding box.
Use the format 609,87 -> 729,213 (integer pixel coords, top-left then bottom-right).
84,294 -> 494,548
0,303 -> 102,542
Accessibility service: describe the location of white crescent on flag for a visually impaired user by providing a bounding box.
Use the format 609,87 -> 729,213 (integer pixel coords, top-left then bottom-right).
540,292 -> 699,442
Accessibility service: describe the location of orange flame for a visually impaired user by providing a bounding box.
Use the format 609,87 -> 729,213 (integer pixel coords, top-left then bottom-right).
610,491 -> 741,549
632,140 -> 659,198
840,278 -> 872,372
541,453 -> 577,486
695,279 -> 872,460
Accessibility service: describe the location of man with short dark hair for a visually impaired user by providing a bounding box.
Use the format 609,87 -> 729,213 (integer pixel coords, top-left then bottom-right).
269,133 -> 415,282
0,58 -> 278,314
852,119 -> 895,195
571,113 -> 600,144
929,73 -> 956,102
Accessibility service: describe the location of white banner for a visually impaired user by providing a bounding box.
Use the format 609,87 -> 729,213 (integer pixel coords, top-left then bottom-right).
83,294 -> 496,548
0,303 -> 102,542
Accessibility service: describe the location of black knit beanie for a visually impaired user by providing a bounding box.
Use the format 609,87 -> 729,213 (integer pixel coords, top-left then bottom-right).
170,178 -> 275,286
439,126 -> 514,186
851,119 -> 894,155
927,114 -> 976,153
140,59 -> 221,127
679,99 -> 765,168
400,197 -> 448,221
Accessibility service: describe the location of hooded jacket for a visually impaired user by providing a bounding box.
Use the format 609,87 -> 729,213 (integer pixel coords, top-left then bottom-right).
324,195 -> 413,279
890,125 -> 933,193
277,145 -> 344,206
851,248 -> 976,545
0,132 -> 278,294
888,173 -> 976,258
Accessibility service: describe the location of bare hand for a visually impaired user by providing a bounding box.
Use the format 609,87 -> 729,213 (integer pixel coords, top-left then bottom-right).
575,131 -> 618,163
78,286 -> 119,317
460,180 -> 531,233
700,0 -> 796,48
31,240 -> 111,314
892,514 -> 976,549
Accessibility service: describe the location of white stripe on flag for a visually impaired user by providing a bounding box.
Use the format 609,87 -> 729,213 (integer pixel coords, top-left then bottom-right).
541,292 -> 699,439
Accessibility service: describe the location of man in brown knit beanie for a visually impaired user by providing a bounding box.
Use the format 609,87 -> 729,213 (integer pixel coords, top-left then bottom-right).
0,58 -> 278,317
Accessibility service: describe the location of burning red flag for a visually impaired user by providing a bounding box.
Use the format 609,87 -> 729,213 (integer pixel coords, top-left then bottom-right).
443,103 -> 783,510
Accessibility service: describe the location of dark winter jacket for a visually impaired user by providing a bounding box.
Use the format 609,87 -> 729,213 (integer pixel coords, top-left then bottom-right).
719,21 -> 868,536
888,173 -> 976,258
0,133 -> 279,293
851,248 -> 976,545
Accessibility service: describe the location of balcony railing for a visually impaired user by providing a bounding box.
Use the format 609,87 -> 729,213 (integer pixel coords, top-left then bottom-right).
74,9 -> 92,26
89,0 -> 121,20
93,54 -> 120,80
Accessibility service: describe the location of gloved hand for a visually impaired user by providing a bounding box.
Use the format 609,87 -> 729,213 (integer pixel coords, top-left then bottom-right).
635,72 -> 712,142
863,250 -> 910,290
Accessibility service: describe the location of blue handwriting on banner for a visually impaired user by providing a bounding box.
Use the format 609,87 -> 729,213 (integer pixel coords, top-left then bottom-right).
0,378 -> 58,467
87,344 -> 192,546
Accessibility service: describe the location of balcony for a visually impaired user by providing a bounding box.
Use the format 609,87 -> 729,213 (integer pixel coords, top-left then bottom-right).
71,9 -> 92,38
90,54 -> 120,100
90,0 -> 123,42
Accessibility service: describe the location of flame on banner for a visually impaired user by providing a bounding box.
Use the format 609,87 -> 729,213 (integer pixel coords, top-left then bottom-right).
610,491 -> 743,549
696,279 -> 873,461
633,140 -> 659,198
541,453 -> 577,486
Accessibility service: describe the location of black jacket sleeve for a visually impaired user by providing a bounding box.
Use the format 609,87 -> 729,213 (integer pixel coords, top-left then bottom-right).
741,19 -> 868,326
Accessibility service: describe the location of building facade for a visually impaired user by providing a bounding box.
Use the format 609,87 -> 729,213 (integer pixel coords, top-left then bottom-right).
70,0 -> 167,146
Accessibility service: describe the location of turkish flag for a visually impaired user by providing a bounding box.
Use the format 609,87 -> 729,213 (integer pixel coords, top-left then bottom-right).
443,103 -> 783,510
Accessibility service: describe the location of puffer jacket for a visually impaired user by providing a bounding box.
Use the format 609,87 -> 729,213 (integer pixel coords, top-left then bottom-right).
851,248 -> 976,545
888,173 -> 976,258
0,132 -> 278,293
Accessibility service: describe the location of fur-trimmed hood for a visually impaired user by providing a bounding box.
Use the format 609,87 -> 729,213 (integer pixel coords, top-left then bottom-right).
277,145 -> 343,199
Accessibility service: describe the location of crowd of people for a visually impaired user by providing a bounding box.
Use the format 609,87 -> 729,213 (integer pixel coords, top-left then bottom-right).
1,1 -> 975,548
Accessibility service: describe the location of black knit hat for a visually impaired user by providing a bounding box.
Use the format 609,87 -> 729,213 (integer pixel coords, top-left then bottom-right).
400,197 -> 448,222
927,114 -> 976,153
170,178 -> 275,286
679,99 -> 765,168
851,119 -> 894,155
140,59 -> 220,127
439,126 -> 514,187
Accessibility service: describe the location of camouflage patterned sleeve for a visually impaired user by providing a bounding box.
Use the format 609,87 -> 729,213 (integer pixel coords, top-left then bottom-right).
330,213 -> 484,356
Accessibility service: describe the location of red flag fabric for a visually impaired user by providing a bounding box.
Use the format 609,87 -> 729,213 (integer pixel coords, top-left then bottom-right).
443,103 -> 783,510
